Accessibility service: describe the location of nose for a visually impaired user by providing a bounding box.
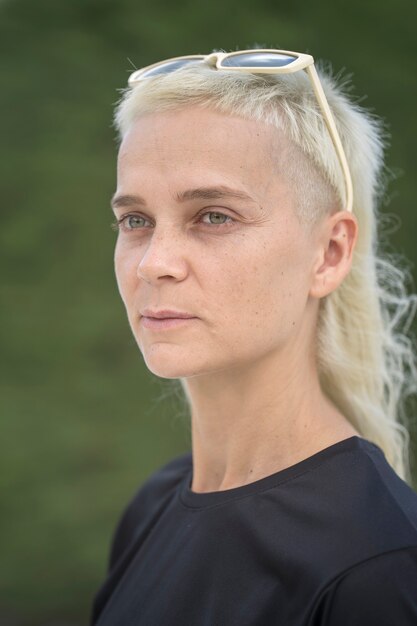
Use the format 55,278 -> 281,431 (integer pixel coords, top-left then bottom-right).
136,228 -> 188,284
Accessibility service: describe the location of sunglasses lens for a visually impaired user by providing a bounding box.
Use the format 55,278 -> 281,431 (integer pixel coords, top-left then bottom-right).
221,52 -> 297,68
136,57 -> 204,80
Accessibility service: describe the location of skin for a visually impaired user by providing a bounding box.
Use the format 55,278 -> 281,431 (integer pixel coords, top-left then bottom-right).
112,105 -> 360,493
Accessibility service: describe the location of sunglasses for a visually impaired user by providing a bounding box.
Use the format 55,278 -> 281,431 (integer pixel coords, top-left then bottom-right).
127,49 -> 353,214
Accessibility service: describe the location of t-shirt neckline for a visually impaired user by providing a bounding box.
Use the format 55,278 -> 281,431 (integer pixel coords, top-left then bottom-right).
179,435 -> 378,509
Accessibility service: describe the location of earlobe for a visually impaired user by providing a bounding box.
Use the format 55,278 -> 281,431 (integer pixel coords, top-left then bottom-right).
309,211 -> 358,300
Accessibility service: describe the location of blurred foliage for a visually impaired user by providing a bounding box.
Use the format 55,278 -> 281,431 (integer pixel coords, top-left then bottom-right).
1,0 -> 416,623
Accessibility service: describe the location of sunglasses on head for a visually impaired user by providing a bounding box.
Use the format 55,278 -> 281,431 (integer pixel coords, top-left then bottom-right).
127,49 -> 353,214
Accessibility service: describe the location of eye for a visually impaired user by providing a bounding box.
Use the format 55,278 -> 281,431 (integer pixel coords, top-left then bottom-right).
110,214 -> 150,232
110,210 -> 235,233
199,211 -> 234,227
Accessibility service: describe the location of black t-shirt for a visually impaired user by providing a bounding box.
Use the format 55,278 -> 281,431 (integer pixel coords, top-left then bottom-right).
91,435 -> 417,625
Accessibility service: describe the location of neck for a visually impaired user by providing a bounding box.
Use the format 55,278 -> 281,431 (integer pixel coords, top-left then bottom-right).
183,340 -> 358,494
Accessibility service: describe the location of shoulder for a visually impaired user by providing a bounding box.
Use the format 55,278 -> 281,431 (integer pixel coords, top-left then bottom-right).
346,438 -> 417,536
90,452 -> 192,625
312,545 -> 417,625
108,451 -> 192,570
261,436 -> 417,593
121,450 -> 192,516
314,437 -> 417,551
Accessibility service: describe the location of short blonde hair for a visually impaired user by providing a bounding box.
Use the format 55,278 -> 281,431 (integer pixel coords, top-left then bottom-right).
114,56 -> 417,484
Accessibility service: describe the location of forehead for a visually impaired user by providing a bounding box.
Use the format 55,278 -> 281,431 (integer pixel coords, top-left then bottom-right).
117,106 -> 289,196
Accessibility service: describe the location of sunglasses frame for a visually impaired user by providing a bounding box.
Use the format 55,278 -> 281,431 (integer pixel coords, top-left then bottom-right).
127,49 -> 353,214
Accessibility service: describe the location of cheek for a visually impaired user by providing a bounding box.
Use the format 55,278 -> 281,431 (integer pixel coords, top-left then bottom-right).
114,243 -> 140,308
265,248 -> 312,326
231,238 -> 311,330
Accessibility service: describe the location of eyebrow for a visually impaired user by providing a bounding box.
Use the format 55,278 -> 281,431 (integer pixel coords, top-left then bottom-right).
110,185 -> 257,210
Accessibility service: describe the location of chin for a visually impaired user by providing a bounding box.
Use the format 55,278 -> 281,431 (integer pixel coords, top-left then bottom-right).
141,348 -> 206,380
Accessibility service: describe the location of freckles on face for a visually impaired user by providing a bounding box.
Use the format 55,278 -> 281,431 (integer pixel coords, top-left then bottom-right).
112,106 -> 315,376
216,220 -> 311,353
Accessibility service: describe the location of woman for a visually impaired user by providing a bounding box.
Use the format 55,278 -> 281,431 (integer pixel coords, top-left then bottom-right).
91,49 -> 417,625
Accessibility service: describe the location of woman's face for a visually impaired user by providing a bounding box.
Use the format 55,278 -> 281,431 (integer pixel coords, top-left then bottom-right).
113,106 -> 320,379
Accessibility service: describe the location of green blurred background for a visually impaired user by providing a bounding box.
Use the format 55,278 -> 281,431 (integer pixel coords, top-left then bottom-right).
1,0 -> 416,623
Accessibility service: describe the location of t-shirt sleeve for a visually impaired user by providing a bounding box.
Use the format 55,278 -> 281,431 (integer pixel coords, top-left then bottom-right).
317,546 -> 417,626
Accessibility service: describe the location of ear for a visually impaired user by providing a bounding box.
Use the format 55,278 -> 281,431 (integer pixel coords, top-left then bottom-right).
309,210 -> 359,299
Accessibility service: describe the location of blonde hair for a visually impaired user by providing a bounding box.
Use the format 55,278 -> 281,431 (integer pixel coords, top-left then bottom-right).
113,55 -> 417,485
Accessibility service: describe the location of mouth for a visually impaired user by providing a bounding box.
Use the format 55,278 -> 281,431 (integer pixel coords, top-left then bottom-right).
140,308 -> 195,319
141,316 -> 197,330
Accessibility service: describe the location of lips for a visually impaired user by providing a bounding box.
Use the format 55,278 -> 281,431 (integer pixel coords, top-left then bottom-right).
141,308 -> 195,319
140,315 -> 197,330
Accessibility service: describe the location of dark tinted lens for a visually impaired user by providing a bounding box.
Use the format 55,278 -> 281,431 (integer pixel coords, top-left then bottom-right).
221,52 -> 297,68
141,57 -> 204,78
